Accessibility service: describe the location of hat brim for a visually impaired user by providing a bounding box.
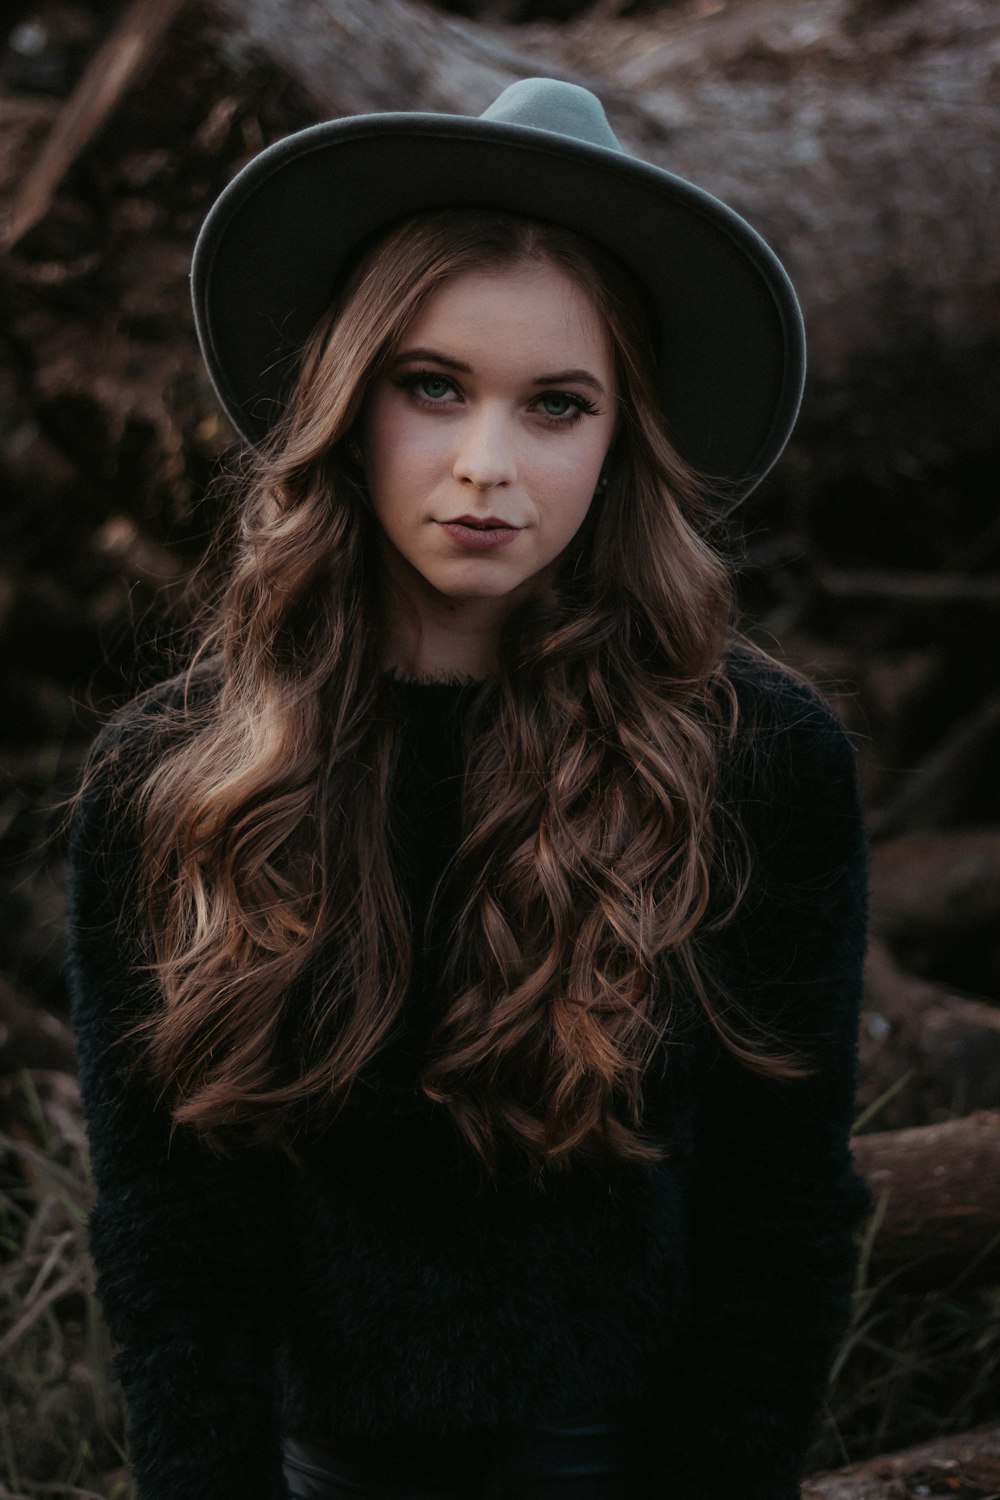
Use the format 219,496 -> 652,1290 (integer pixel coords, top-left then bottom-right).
191,113 -> 805,506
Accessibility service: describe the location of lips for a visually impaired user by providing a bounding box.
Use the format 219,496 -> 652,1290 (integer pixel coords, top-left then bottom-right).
438,516 -> 522,551
448,515 -> 518,530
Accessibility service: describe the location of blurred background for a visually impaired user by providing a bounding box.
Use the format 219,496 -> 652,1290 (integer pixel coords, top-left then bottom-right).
1,0 -> 999,1495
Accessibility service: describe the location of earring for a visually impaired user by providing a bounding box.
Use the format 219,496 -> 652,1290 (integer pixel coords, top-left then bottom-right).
345,433 -> 364,467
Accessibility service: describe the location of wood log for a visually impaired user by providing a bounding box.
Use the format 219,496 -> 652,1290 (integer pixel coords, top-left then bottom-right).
3,0 -> 995,507
851,1111 -> 1000,1284
869,828 -> 1000,941
871,695 -> 1000,839
859,938 -> 1000,1130
816,570 -> 1000,616
2,0 -> 187,250
205,0 -> 1000,395
0,976 -> 76,1077
803,1420 -> 1000,1499
207,0 -> 565,117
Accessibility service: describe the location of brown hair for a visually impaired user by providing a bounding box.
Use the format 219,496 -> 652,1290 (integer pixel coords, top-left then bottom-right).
125,209 -> 794,1173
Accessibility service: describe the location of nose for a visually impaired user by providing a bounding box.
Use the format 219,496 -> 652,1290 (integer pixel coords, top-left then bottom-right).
453,409 -> 516,490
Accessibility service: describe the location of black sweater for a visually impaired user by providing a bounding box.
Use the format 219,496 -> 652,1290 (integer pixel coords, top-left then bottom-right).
67,653 -> 872,1500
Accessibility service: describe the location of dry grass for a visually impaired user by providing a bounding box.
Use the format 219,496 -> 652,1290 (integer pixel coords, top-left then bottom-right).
809,1198 -> 1000,1474
0,1072 -> 130,1500
1,1068 -> 998,1496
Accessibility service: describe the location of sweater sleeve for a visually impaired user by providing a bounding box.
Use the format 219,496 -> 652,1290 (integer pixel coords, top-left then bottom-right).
67,704 -> 288,1500
666,671 -> 872,1500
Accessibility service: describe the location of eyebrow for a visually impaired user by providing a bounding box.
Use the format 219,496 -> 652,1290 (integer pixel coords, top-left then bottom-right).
534,369 -> 606,393
394,348 -> 472,373
393,347 -> 607,394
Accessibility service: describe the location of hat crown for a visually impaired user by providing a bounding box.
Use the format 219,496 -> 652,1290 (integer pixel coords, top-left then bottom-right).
478,78 -> 623,155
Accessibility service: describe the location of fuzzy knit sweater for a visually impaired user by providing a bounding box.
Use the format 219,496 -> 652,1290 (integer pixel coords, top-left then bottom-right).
67,650 -> 872,1500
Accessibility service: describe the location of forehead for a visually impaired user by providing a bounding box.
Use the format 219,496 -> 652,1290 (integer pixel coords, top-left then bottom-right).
397,259 -> 613,369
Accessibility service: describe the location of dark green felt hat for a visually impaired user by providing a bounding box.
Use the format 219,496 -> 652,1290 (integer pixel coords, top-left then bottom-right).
191,77 -> 806,507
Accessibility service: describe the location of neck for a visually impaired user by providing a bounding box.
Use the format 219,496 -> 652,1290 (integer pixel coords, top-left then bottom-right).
378,556 -> 523,681
382,609 -> 500,680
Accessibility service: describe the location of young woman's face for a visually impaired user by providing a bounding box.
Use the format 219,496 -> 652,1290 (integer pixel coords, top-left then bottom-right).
360,258 -> 618,637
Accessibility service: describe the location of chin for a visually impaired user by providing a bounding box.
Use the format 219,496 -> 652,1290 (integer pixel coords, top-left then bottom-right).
435,580 -> 527,605
424,566 -> 530,601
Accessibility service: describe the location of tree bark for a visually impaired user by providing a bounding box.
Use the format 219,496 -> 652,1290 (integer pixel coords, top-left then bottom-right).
870,695 -> 1000,841
207,0 -> 559,117
207,0 -> 1000,393
859,938 -> 1000,1131
851,1110 -> 1000,1285
869,828 -> 1000,942
803,1421 -> 1000,1500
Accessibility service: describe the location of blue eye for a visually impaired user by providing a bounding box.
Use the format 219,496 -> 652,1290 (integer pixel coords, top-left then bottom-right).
534,391 -> 599,425
418,374 -> 453,400
538,393 -> 576,418
392,370 -> 460,406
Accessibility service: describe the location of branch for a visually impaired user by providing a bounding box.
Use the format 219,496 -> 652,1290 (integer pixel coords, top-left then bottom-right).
1,0 -> 187,251
804,1420 -> 1000,1499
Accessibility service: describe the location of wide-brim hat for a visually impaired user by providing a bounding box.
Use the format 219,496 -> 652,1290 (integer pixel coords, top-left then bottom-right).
191,77 -> 805,507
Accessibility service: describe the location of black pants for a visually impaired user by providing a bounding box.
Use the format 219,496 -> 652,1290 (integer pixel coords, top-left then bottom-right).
282,1414 -> 658,1499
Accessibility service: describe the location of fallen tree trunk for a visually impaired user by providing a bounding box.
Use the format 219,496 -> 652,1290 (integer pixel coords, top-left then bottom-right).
851,1111 -> 1000,1285
870,695 -> 1000,840
858,938 -> 1000,1130
5,0 -> 997,502
207,0 -> 1000,392
869,828 -> 1000,942
803,1420 -> 1000,1499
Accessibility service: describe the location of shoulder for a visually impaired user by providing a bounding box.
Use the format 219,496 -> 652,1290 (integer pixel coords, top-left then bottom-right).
720,642 -> 860,800
83,659 -> 222,779
70,660 -> 222,867
723,641 -> 848,744
67,664 -> 223,1006
76,661 -> 222,803
715,643 -> 866,890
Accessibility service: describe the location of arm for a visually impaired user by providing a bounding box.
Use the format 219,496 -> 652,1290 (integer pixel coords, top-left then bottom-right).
669,676 -> 872,1500
68,708 -> 287,1500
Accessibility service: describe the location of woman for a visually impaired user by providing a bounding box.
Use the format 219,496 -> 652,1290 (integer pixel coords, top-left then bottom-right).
68,78 -> 871,1500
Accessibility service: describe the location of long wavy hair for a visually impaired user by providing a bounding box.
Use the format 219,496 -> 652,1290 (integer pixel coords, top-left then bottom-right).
124,208 -> 793,1172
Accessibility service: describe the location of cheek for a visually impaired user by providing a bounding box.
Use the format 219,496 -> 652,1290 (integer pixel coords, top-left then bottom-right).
363,410 -> 410,521
531,440 -> 605,517
364,405 -> 446,510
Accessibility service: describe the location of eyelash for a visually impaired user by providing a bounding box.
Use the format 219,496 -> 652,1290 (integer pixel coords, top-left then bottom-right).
392,370 -> 600,428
